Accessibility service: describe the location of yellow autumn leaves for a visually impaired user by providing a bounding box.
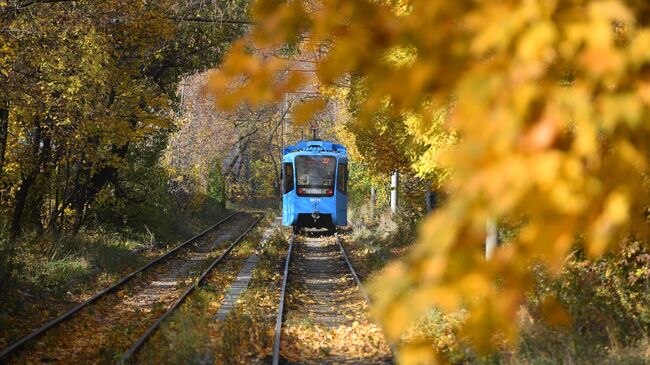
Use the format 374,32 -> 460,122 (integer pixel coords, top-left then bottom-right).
206,0 -> 650,362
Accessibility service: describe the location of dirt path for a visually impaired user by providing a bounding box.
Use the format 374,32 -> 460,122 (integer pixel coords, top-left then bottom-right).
6,213 -> 255,365
280,235 -> 392,364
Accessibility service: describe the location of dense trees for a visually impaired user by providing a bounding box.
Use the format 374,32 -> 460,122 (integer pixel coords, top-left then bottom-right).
0,0 -> 248,237
186,42 -> 346,206
3,0 -> 649,361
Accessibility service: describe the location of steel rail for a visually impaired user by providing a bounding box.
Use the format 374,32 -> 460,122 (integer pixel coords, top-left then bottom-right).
271,234 -> 295,365
0,212 -> 239,361
334,233 -> 370,303
335,233 -> 399,361
120,213 -> 265,363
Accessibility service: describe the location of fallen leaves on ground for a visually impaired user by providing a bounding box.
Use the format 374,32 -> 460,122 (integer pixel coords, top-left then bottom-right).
5,216 -> 255,364
280,235 -> 393,364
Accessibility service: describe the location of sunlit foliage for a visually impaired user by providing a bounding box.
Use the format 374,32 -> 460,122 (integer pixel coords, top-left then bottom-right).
207,0 -> 650,362
0,0 -> 247,238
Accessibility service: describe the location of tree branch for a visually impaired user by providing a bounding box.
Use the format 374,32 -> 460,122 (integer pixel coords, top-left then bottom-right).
167,16 -> 254,25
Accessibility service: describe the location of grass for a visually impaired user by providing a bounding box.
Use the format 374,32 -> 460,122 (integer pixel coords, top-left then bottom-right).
215,304 -> 274,363
345,209 -> 418,279
134,214 -> 282,364
212,229 -> 288,364
5,230 -> 152,298
0,230 -> 155,348
134,291 -> 215,365
18,231 -> 149,294
0,204 -> 230,350
285,312 -> 315,328
507,243 -> 650,365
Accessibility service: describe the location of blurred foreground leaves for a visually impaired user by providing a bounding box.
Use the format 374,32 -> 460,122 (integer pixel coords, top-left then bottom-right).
206,0 -> 650,362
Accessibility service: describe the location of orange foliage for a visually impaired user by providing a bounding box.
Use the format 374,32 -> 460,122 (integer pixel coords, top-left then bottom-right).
206,0 -> 650,362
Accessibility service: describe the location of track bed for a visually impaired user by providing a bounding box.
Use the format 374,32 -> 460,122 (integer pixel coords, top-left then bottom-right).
277,234 -> 392,364
4,213 -> 257,364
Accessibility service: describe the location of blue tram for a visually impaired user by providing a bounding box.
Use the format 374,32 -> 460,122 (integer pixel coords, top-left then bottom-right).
282,140 -> 348,233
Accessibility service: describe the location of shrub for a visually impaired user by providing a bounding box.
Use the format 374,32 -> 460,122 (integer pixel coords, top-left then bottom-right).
518,241 -> 650,363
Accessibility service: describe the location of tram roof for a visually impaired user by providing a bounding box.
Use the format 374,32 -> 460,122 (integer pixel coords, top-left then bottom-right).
283,140 -> 347,157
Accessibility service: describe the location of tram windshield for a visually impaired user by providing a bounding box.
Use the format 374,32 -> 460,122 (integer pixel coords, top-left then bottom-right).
295,156 -> 336,197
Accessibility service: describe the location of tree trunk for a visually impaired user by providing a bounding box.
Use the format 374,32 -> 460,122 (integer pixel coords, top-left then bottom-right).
29,132 -> 52,234
72,202 -> 86,233
485,219 -> 498,260
390,171 -> 399,215
0,104 -> 8,175
244,147 -> 252,198
370,185 -> 376,219
10,120 -> 42,238
10,175 -> 35,238
72,169 -> 90,234
71,143 -> 129,233
51,155 -> 82,233
268,150 -> 281,194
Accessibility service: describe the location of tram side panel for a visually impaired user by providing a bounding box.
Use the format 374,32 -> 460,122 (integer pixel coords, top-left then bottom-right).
335,159 -> 348,226
282,161 -> 296,226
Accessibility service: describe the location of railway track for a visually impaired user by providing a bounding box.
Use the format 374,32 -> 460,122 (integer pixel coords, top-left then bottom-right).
272,233 -> 393,364
0,211 -> 263,364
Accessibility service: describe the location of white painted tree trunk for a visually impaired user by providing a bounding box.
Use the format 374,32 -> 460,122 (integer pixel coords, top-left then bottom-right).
485,219 -> 498,260
390,171 -> 399,215
370,186 -> 376,219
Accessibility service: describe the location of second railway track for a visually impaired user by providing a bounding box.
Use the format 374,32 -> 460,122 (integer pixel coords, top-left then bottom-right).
273,233 -> 393,365
0,211 -> 262,364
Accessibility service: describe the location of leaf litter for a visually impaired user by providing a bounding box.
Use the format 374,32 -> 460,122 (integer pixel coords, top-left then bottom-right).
280,235 -> 392,364
5,215 -> 256,365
